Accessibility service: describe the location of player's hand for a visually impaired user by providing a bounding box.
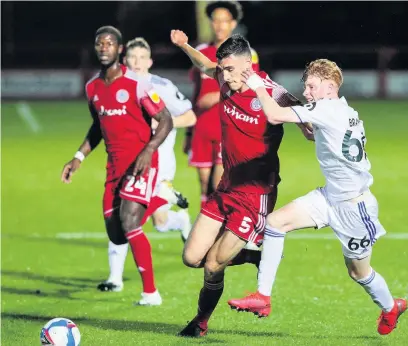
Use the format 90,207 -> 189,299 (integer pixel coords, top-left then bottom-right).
61,159 -> 81,184
241,69 -> 264,91
133,146 -> 154,176
171,30 -> 188,47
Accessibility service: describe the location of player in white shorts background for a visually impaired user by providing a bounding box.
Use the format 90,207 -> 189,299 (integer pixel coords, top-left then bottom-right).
228,59 -> 406,335
97,37 -> 197,294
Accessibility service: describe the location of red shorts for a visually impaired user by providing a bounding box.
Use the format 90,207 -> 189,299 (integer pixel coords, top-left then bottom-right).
201,189 -> 278,246
189,107 -> 222,168
103,152 -> 166,224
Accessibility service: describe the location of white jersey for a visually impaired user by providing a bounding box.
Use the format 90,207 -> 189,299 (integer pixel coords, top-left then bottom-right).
291,97 -> 373,202
149,73 -> 192,181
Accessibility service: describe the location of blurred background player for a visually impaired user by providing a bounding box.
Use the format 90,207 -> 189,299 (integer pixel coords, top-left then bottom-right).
171,30 -> 307,337
186,1 -> 260,208
228,60 -> 407,334
98,37 -> 197,294
61,26 -> 173,306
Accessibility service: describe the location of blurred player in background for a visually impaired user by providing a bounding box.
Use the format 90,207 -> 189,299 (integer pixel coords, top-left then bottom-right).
171,30 -> 309,337
61,26 -> 173,306
97,37 -> 197,294
228,59 -> 407,335
187,1 -> 260,208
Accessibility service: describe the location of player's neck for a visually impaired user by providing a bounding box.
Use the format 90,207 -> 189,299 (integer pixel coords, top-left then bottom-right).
238,83 -> 250,93
101,61 -> 122,84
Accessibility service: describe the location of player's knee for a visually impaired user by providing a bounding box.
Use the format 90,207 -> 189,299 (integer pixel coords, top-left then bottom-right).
182,248 -> 203,268
204,260 -> 224,280
347,265 -> 372,281
120,204 -> 144,233
266,212 -> 289,231
105,217 -> 127,245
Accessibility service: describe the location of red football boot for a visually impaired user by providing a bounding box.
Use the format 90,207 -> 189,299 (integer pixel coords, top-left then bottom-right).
377,298 -> 407,335
228,291 -> 271,318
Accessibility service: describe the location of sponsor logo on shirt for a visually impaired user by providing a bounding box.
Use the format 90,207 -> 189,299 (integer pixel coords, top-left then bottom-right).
224,104 -> 259,124
99,105 -> 127,116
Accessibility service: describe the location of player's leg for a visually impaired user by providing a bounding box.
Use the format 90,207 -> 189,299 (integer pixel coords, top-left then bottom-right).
119,158 -> 162,305
182,213 -> 224,269
228,188 -> 328,316
120,198 -> 161,305
98,181 -> 128,292
228,189 -> 278,268
336,192 -> 406,335
211,141 -> 223,191
152,207 -> 191,241
189,125 -> 213,208
179,229 -> 246,337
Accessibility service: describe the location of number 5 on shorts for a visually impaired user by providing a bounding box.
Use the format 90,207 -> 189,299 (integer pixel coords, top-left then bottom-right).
347,236 -> 371,251
239,216 -> 252,233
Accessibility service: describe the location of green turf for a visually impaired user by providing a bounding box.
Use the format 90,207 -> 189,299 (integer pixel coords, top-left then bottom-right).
2,100 -> 407,345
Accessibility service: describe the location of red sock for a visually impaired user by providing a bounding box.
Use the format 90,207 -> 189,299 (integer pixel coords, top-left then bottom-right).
126,228 -> 156,294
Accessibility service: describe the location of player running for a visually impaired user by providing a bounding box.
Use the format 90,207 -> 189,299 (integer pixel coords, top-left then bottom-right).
187,1 -> 260,208
171,30 -> 309,337
228,59 -> 407,335
61,26 -> 173,306
97,37 -> 197,294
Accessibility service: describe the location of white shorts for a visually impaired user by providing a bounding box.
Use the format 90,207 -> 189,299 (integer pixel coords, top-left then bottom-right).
294,187 -> 386,259
157,130 -> 177,183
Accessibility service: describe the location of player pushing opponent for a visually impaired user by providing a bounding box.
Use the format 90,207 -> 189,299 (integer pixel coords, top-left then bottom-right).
187,1 -> 260,208
97,37 -> 197,294
61,26 -> 173,306
228,59 -> 406,335
171,30 -> 310,337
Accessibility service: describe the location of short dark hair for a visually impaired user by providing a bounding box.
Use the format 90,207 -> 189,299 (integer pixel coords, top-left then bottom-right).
206,1 -> 243,22
216,34 -> 251,61
126,37 -> 151,54
95,26 -> 122,45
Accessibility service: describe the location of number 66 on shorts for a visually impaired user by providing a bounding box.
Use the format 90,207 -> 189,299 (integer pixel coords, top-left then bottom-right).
294,187 -> 386,259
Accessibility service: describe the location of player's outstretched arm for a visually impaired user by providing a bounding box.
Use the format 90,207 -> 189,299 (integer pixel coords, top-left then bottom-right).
61,103 -> 102,184
242,71 -> 300,125
170,30 -> 217,78
172,109 -> 197,128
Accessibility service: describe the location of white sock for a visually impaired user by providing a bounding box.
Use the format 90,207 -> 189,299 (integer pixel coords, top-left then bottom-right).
107,241 -> 128,284
155,210 -> 183,232
257,226 -> 286,296
356,268 -> 395,312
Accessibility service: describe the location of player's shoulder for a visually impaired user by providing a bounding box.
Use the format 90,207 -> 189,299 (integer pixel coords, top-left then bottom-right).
85,72 -> 100,97
123,67 -> 141,83
149,74 -> 175,88
256,71 -> 278,91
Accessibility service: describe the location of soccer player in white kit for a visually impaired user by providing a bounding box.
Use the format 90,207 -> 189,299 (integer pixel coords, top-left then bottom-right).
228,59 -> 406,335
97,38 -> 197,297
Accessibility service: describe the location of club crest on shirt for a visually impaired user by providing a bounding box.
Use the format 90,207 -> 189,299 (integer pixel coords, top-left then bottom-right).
116,89 -> 129,103
250,98 -> 262,111
148,89 -> 161,104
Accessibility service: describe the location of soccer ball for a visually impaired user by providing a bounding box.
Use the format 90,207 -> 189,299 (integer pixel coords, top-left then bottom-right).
40,318 -> 81,346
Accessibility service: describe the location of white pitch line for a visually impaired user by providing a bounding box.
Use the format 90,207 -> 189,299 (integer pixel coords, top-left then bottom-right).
16,102 -> 41,133
55,232 -> 408,240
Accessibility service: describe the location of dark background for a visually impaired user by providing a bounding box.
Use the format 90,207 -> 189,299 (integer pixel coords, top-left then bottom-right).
2,1 -> 407,72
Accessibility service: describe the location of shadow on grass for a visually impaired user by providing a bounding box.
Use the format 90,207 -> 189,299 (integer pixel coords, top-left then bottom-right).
1,270 -> 100,288
1,312 -> 383,342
